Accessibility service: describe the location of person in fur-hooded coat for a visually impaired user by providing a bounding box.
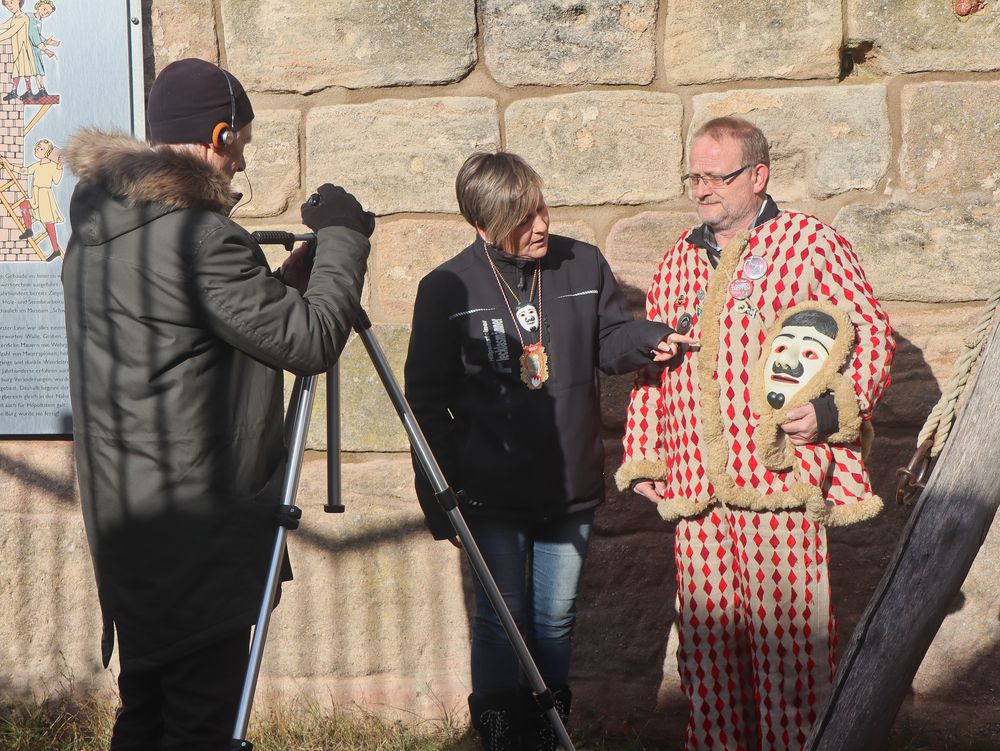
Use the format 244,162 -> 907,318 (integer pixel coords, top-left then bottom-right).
62,58 -> 374,750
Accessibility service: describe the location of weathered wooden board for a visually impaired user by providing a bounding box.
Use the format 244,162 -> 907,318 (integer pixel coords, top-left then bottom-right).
805,318 -> 1000,750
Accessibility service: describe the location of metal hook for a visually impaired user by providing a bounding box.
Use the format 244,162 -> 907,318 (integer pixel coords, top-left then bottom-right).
895,439 -> 934,506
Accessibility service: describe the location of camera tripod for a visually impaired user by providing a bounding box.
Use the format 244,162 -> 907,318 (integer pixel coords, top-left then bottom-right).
230,231 -> 575,751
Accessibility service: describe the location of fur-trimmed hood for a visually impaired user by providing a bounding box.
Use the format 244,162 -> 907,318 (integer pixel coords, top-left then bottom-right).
64,129 -> 236,243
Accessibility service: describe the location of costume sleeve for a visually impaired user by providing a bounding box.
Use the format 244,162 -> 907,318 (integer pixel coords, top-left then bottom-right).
192,223 -> 369,376
595,249 -> 672,374
810,230 -> 895,440
403,273 -> 464,540
614,244 -> 676,491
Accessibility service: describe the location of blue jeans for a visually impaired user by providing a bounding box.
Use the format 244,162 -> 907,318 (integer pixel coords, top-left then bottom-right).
465,509 -> 594,696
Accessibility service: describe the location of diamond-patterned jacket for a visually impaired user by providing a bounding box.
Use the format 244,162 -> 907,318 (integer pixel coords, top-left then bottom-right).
615,210 -> 894,526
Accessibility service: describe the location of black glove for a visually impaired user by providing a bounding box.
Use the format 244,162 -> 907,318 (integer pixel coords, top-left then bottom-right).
300,184 -> 376,238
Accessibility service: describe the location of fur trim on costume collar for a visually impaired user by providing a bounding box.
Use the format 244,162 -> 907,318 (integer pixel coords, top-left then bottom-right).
64,128 -> 235,214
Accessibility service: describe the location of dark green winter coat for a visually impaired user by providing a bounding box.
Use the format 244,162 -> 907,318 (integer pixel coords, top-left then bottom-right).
62,130 -> 369,670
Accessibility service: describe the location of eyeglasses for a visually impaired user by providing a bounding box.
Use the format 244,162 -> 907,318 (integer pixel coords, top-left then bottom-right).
681,165 -> 751,188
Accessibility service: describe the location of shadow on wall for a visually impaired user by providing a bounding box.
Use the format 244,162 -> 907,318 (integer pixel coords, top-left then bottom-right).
827,330 -> 941,646
0,449 -> 75,502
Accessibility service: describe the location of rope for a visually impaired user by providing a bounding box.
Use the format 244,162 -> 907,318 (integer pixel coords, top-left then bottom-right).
917,284 -> 1000,457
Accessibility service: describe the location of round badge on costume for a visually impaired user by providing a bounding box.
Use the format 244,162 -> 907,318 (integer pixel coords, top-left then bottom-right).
728,277 -> 754,300
742,255 -> 768,280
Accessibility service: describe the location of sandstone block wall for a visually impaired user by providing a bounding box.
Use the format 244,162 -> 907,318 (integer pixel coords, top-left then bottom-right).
5,0 -> 1000,743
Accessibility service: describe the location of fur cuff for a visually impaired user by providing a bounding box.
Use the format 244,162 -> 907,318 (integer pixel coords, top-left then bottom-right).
826,378 -> 863,444
656,495 -> 716,522
614,459 -> 665,492
807,493 -> 883,527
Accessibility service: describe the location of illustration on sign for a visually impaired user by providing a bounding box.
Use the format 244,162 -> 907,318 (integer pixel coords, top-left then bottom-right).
0,0 -> 62,263
0,1 -> 143,435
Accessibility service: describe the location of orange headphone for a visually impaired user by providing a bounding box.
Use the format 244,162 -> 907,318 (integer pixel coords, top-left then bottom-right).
211,69 -> 237,149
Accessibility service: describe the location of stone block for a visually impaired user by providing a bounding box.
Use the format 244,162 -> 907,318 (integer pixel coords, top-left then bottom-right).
846,0 -> 1000,75
302,325 -> 411,453
231,110 -> 301,219
150,0 -> 219,72
506,92 -> 684,206
691,85 -> 890,200
834,202 -> 1000,302
0,441 -> 76,515
549,219 -> 597,248
874,302 -> 977,430
220,0 -> 476,92
573,526 -> 679,725
482,0 -> 656,86
0,511 -> 108,694
306,98 -> 501,215
369,218 -> 473,325
605,211 -> 700,311
258,453 -> 470,717
664,0 -> 842,85
900,82 -> 1000,197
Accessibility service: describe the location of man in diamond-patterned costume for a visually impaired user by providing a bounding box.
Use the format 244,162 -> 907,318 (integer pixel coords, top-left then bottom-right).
616,117 -> 894,751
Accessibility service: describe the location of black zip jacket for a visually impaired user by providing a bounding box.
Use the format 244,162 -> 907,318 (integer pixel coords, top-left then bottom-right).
404,234 -> 671,538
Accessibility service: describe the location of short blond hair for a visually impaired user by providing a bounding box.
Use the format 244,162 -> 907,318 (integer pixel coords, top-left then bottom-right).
455,151 -> 543,251
35,139 -> 54,157
693,116 -> 770,168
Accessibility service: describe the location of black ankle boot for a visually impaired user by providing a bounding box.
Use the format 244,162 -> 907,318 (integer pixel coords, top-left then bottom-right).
522,685 -> 572,751
469,691 -> 524,751
2,89 -> 17,102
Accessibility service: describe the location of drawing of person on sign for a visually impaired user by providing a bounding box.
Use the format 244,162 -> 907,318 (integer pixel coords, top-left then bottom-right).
17,138 -> 63,261
26,0 -> 59,101
0,0 -> 39,103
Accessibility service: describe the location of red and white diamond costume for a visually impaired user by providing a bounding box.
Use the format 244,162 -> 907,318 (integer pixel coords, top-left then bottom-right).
616,207 -> 894,750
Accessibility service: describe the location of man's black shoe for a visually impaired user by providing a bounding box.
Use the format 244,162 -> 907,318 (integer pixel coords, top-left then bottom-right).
19,227 -> 33,240
2,90 -> 18,102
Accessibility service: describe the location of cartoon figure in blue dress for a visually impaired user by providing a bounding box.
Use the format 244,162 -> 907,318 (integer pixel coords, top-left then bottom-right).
26,0 -> 58,100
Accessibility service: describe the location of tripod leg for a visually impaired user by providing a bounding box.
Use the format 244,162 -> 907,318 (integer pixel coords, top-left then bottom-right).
325,364 -> 344,513
352,310 -> 576,751
231,374 -> 318,751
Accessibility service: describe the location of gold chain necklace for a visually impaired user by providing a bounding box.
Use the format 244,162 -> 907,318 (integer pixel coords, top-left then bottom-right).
484,245 -> 548,389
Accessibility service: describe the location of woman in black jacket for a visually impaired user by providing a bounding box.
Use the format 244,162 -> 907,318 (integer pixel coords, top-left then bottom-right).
404,152 -> 693,750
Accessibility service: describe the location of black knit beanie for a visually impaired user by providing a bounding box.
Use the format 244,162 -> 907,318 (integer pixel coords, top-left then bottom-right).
147,58 -> 255,145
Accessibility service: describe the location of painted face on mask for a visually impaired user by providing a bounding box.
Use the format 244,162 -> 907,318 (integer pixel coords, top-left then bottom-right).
515,304 -> 539,332
763,321 -> 837,409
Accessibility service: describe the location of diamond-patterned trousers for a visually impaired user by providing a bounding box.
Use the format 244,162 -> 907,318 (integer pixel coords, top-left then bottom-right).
674,507 -> 835,751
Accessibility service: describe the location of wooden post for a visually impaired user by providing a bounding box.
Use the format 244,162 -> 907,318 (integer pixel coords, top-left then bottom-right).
806,317 -> 1000,750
